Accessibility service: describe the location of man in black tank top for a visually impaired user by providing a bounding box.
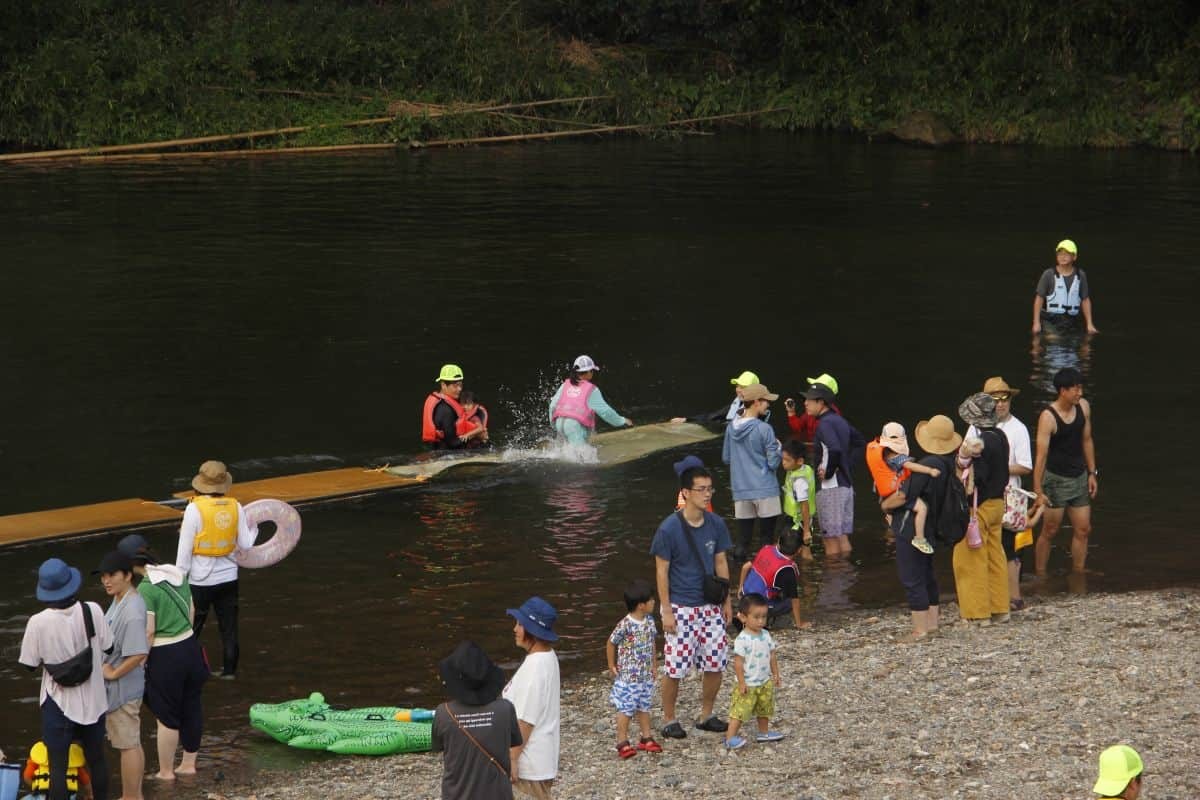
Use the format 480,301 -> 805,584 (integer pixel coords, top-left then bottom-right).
1032,368 -> 1098,575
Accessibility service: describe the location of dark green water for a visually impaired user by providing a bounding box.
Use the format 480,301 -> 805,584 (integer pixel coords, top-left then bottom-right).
1,133 -> 1197,786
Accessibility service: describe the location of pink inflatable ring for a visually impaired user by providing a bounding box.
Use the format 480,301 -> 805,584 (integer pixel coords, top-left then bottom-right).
236,499 -> 302,569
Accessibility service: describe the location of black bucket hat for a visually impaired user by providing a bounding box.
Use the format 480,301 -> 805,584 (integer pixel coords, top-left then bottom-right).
439,641 -> 506,706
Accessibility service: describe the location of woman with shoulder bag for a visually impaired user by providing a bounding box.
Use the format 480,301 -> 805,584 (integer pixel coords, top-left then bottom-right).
18,558 -> 113,800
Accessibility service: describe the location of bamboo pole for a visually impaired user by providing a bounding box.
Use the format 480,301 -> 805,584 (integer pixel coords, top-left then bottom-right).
28,108 -> 780,164
0,95 -> 612,163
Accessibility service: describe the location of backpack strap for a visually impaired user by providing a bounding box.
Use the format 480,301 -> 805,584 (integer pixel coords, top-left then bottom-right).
675,511 -> 708,571
80,601 -> 95,641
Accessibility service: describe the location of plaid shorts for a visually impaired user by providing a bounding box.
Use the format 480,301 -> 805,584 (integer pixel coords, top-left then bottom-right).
609,679 -> 653,715
816,486 -> 855,537
663,603 -> 728,679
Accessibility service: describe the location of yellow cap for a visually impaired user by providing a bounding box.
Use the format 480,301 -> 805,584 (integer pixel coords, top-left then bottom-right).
806,373 -> 839,395
1092,745 -> 1143,796
436,364 -> 464,383
1056,239 -> 1077,255
730,371 -> 759,386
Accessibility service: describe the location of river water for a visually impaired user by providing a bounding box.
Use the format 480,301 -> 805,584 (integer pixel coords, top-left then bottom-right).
0,134 -> 1197,784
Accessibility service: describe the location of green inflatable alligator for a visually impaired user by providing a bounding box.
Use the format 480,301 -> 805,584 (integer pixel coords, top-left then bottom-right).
249,692 -> 433,755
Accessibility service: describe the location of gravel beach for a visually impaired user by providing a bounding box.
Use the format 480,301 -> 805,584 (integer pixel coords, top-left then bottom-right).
196,589 -> 1199,800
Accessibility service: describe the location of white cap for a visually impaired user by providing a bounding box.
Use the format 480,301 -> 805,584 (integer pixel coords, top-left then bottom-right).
572,355 -> 599,372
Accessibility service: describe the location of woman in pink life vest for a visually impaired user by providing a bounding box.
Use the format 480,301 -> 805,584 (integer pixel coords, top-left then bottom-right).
548,355 -> 633,445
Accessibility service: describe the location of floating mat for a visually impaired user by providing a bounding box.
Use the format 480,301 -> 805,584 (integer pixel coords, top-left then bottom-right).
386,421 -> 718,480
250,692 -> 432,756
173,466 -> 424,504
0,499 -> 183,547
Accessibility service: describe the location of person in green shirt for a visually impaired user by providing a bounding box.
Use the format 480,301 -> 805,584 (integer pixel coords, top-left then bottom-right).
780,440 -> 815,561
119,534 -> 209,783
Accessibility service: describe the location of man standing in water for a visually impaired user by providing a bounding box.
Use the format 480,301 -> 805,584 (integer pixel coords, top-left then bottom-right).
421,364 -> 486,451
651,465 -> 732,740
1033,367 -> 1098,575
1032,239 -> 1099,335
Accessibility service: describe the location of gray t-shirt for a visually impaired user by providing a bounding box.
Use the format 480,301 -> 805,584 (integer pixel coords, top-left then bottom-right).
104,590 -> 149,711
431,698 -> 522,800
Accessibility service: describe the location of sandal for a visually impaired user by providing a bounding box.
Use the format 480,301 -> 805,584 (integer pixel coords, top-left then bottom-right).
638,737 -> 663,753
1010,598 -> 1026,612
616,740 -> 638,759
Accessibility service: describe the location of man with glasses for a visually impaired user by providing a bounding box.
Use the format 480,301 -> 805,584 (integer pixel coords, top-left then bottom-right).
650,466 -> 733,740
421,363 -> 486,451
966,377 -> 1033,610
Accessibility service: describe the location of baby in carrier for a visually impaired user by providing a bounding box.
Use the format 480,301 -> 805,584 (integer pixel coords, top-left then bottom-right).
868,423 -> 944,554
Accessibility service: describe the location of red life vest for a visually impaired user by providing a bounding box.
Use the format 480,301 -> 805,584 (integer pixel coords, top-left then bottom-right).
551,379 -> 596,428
866,439 -> 908,498
744,545 -> 795,601
456,405 -> 488,437
422,392 -> 467,444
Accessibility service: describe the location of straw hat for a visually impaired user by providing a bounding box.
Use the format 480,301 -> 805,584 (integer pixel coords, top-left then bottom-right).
192,460 -> 233,494
982,376 -> 1020,398
914,415 -> 963,455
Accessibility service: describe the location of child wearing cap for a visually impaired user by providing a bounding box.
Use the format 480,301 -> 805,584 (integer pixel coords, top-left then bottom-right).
779,440 -> 815,559
605,579 -> 662,759
867,423 -> 943,555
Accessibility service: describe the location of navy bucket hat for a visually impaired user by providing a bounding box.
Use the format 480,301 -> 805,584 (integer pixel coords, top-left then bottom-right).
36,558 -> 82,603
506,596 -> 559,642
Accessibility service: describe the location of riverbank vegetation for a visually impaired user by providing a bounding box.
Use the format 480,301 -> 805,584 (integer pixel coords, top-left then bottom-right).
2,1 -> 1198,155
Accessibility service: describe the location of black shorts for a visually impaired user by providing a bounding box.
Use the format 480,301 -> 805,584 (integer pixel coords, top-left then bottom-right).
1001,528 -> 1020,562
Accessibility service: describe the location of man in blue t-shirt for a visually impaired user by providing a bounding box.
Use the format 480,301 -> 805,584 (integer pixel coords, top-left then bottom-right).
650,466 -> 732,740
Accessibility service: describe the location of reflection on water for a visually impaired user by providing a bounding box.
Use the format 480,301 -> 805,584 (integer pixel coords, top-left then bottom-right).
1029,327 -> 1095,400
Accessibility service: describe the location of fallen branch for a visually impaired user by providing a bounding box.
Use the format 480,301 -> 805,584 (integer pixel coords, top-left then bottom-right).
0,95 -> 612,163
18,108 -> 779,164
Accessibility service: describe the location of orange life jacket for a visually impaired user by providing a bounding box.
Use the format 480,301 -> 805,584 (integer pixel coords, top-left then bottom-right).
866,439 -> 908,498
457,405 -> 488,437
422,392 -> 467,444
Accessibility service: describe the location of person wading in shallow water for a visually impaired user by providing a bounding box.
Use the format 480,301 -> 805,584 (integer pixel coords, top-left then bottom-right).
1032,239 -> 1099,335
1033,367 -> 1098,576
422,364 -> 487,451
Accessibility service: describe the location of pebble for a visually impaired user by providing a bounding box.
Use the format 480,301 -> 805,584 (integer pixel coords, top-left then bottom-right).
183,589 -> 1198,799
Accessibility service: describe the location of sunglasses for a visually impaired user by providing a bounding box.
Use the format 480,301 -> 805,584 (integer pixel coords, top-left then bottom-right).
991,394 -> 1011,402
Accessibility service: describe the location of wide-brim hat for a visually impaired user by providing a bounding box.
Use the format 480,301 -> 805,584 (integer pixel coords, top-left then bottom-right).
117,533 -> 160,565
572,355 -> 599,372
958,392 -> 999,428
37,558 -> 82,603
730,370 -> 759,387
879,422 -> 909,456
1092,745 -> 1143,796
507,596 -> 559,642
982,376 -> 1020,398
192,460 -> 233,494
439,640 -> 506,706
914,414 -> 963,455
805,373 -> 839,395
740,383 -> 778,403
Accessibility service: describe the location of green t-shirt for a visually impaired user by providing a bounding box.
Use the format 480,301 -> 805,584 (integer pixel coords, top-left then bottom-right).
782,465 -> 817,527
138,577 -> 193,639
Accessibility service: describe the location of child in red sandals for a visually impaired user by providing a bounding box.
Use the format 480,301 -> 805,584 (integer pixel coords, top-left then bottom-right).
606,579 -> 663,759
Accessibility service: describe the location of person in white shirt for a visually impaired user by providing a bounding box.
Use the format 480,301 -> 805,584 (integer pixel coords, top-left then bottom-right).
966,377 -> 1033,610
503,597 -> 561,800
175,460 -> 257,678
19,558 -> 114,800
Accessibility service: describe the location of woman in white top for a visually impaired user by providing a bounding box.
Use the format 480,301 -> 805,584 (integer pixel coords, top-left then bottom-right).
503,597 -> 561,800
19,558 -> 114,800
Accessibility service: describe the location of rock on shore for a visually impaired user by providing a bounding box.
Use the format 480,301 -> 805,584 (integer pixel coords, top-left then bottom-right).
199,589 -> 1199,799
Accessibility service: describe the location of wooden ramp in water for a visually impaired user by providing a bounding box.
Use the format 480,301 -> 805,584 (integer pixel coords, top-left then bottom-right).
0,422 -> 716,547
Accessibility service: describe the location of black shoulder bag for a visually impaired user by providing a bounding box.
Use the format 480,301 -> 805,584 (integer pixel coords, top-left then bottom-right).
676,512 -> 730,606
45,603 -> 97,687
